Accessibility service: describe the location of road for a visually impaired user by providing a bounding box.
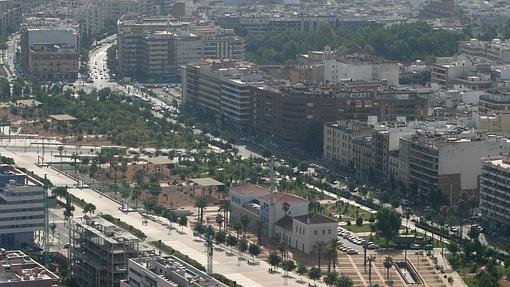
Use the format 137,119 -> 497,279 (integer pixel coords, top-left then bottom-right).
0,144 -> 325,287
4,33 -> 19,79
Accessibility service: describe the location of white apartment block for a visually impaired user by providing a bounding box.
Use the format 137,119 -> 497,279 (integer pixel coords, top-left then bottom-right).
460,38 -> 510,63
0,181 -> 44,250
121,256 -> 226,287
480,155 -> 510,226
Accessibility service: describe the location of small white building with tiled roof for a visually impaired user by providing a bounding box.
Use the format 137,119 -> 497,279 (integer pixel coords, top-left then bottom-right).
274,214 -> 338,253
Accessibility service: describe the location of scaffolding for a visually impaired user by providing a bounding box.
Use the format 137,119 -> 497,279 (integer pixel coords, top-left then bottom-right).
70,217 -> 142,287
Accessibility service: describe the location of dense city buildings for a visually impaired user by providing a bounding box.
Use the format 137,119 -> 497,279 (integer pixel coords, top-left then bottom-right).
0,0 -> 21,37
121,256 -> 227,287
480,155 -> 510,228
459,39 -> 510,64
117,16 -> 244,82
71,216 -> 143,287
0,166 -> 44,250
20,17 -> 80,81
0,249 -> 61,286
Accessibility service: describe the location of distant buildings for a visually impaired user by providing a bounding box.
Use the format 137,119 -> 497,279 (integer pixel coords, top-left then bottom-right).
459,39 -> 510,64
117,16 -> 244,82
0,165 -> 44,250
0,0 -> 21,37
71,217 -> 143,287
229,183 -> 337,253
0,249 -> 61,286
20,17 -> 80,81
480,155 -> 510,227
431,56 -> 478,88
121,256 -> 227,287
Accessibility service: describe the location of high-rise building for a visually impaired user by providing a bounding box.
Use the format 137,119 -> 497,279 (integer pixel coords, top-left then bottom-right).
20,17 -> 80,81
117,16 -> 244,82
0,170 -> 44,250
0,0 -> 21,37
71,217 -> 143,287
480,155 -> 510,226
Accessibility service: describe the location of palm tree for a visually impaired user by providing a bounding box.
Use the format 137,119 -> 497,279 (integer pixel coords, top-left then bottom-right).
329,238 -> 339,271
219,200 -> 231,231
281,201 -> 291,254
216,213 -> 224,231
383,256 -> 394,280
313,241 -> 325,270
367,255 -> 375,286
255,219 -> 264,245
404,208 -> 412,234
324,243 -> 334,272
439,205 -> 449,256
195,196 -> 208,224
240,214 -> 251,237
57,145 -> 64,169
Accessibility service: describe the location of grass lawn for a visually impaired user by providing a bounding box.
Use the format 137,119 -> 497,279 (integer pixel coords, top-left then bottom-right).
327,203 -> 373,223
343,224 -> 373,233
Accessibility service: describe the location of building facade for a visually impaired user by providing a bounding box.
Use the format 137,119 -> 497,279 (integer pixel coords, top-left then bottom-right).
20,17 -> 80,81
479,155 -> 510,227
0,249 -> 61,286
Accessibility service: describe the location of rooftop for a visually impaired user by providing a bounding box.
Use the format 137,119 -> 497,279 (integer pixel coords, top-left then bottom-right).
48,114 -> 77,121
0,250 -> 60,284
190,177 -> 224,187
75,217 -> 141,244
260,192 -> 309,205
293,214 -> 337,225
231,183 -> 270,195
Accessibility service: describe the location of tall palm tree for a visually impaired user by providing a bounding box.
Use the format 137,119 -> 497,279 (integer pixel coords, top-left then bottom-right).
281,201 -> 291,252
255,219 -> 264,245
404,208 -> 412,234
324,243 -> 334,272
313,241 -> 325,270
195,196 -> 208,224
439,205 -> 449,256
219,200 -> 231,231
328,238 -> 339,271
383,256 -> 394,280
240,214 -> 251,237
367,255 -> 375,286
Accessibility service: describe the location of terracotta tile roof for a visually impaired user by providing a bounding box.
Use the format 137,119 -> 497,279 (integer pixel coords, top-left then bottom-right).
260,192 -> 309,205
293,214 -> 337,225
231,184 -> 270,195
274,215 -> 293,230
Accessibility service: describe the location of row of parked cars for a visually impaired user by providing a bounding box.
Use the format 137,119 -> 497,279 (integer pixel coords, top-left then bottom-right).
337,228 -> 379,255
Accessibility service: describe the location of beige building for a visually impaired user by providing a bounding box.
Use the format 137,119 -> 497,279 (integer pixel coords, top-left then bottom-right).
274,214 -> 337,254
480,155 -> 510,226
118,16 -> 244,82
21,17 -> 80,81
323,120 -> 374,169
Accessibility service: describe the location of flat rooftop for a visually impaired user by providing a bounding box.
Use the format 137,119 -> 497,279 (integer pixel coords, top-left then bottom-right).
75,217 -> 141,244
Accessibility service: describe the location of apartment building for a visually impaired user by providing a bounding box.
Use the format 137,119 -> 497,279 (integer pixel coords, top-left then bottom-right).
117,16 -> 244,82
121,256 -> 226,287
0,0 -> 21,37
323,121 -> 374,168
459,39 -> 510,63
20,17 -> 80,81
431,56 -> 478,88
403,132 -> 510,205
181,59 -> 263,127
479,155 -> 510,226
0,166 -> 44,250
0,249 -> 61,286
71,217 -> 143,287
252,82 -> 427,142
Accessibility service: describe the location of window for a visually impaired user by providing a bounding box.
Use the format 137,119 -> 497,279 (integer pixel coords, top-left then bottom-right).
328,229 -> 331,234
314,230 -> 318,236
322,230 -> 325,235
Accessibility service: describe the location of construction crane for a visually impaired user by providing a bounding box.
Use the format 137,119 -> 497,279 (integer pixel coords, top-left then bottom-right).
206,225 -> 214,275
43,174 -> 49,268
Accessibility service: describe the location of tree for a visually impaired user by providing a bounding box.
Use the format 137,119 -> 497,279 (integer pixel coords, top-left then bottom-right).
439,205 -> 449,256
226,235 -> 238,254
248,243 -> 261,261
215,230 -> 226,245
282,259 -> 296,274
313,241 -> 325,270
383,256 -> 394,279
195,196 -> 208,224
468,226 -> 480,240
335,274 -> 353,287
219,200 -> 231,231
133,169 -> 145,186
50,223 -> 57,239
367,255 -> 376,286
178,216 -> 187,231
323,271 -> 338,286
233,220 -> 242,239
448,242 -> 459,258
268,251 -> 281,270
255,219 -> 264,245
296,264 -> 307,281
308,266 -> 321,285
375,207 -> 401,247
238,239 -> 248,259
356,216 -> 363,226
240,214 -> 251,237
216,213 -> 224,231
